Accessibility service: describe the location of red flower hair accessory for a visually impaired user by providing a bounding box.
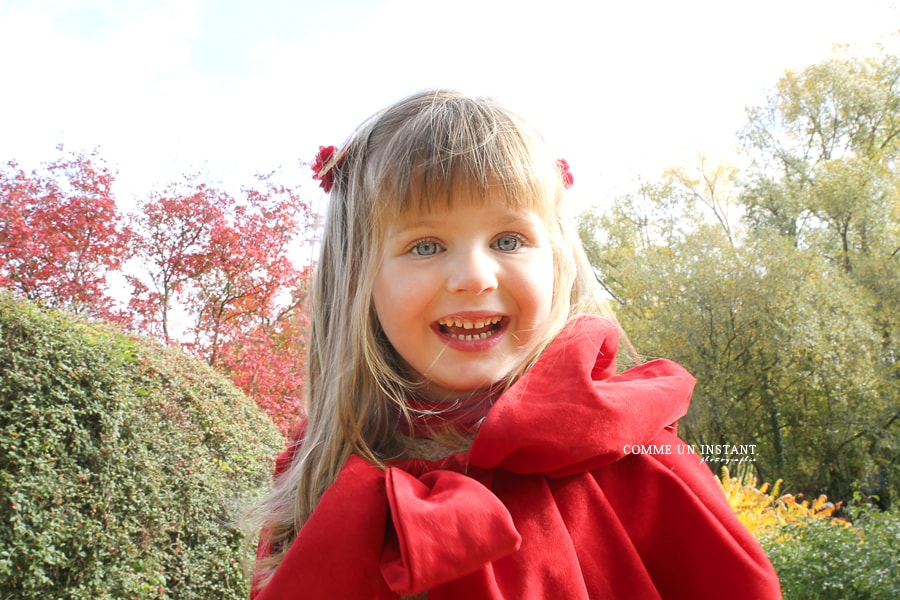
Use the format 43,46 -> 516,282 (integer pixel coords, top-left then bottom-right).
557,158 -> 574,190
311,133 -> 354,193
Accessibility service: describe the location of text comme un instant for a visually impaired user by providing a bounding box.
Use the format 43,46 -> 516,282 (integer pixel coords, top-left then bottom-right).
623,444 -> 758,463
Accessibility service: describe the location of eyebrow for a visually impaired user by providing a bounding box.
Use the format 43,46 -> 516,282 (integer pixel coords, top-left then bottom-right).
392,212 -> 540,232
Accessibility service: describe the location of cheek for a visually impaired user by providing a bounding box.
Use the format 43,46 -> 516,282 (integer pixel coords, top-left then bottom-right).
530,251 -> 556,317
374,263 -> 418,310
372,274 -> 398,329
372,263 -> 427,344
371,265 -> 394,332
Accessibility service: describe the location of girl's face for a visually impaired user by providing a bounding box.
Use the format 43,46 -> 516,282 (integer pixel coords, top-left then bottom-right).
372,189 -> 555,402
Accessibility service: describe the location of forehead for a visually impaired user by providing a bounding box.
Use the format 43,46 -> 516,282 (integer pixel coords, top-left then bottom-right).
381,175 -> 551,228
389,195 -> 546,233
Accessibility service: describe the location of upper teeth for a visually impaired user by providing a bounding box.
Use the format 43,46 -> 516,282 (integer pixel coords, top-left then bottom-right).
438,316 -> 502,329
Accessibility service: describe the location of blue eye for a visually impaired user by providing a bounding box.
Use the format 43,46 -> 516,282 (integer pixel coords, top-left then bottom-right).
412,240 -> 440,256
494,235 -> 523,252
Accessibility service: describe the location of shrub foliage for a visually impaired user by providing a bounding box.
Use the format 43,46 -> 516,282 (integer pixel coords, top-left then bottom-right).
761,506 -> 900,599
722,469 -> 899,599
0,293 -> 284,598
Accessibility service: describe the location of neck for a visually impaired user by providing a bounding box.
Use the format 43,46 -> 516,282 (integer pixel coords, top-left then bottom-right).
398,388 -> 499,438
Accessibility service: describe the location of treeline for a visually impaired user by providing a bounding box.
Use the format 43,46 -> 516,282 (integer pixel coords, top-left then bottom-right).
579,47 -> 899,506
0,153 -> 313,434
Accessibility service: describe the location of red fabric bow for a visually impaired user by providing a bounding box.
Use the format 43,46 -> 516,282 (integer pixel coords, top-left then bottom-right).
253,456 -> 521,598
382,467 -> 521,594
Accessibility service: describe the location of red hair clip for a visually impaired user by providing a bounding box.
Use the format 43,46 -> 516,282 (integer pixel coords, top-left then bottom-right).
311,133 -> 355,193
557,159 -> 574,189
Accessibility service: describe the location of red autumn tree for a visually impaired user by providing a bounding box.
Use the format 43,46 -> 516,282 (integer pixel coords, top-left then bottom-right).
216,281 -> 312,435
128,172 -> 315,433
188,179 -> 310,366
2,143 -> 317,434
0,148 -> 131,319
125,176 -> 230,344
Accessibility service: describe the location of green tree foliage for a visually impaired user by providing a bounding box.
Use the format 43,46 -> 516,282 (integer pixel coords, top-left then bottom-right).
579,48 -> 899,506
0,293 -> 284,598
741,48 -> 900,504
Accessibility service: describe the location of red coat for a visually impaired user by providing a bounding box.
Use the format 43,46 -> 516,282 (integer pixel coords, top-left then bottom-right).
252,315 -> 781,599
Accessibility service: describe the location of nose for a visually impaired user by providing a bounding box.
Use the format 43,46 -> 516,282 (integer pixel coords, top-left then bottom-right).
446,247 -> 498,295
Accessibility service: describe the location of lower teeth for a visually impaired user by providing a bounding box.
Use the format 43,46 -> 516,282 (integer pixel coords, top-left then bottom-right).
449,330 -> 492,341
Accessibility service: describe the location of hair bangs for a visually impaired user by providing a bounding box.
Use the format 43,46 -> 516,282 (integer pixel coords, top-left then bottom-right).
361,91 -> 556,226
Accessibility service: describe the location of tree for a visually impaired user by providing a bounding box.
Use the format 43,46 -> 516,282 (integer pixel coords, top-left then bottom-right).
127,173 -> 314,431
185,176 -> 311,367
128,173 -> 312,363
740,48 -> 900,503
216,283 -> 311,435
580,145 -> 894,503
740,48 -> 900,277
0,148 -> 131,319
125,177 -> 227,344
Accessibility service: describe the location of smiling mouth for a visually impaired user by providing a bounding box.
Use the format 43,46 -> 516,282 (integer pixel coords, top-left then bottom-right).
437,316 -> 504,340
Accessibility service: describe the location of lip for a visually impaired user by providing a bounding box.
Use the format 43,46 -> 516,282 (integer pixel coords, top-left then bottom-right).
432,311 -> 508,352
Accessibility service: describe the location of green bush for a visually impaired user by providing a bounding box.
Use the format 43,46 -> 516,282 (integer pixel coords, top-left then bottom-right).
762,505 -> 900,599
0,294 -> 285,598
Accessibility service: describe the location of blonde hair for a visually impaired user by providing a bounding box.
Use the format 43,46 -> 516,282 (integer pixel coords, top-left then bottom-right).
249,89 -> 604,583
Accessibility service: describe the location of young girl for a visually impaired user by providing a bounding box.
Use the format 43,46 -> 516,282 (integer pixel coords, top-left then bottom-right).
248,90 -> 781,599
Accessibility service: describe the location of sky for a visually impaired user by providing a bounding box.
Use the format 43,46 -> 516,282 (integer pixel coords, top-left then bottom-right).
1,0 -> 898,215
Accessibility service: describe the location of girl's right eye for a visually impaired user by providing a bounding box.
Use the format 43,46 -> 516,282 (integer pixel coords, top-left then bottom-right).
410,240 -> 441,256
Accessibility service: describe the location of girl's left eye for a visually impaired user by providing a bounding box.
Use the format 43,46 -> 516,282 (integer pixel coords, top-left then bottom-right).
494,235 -> 524,252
